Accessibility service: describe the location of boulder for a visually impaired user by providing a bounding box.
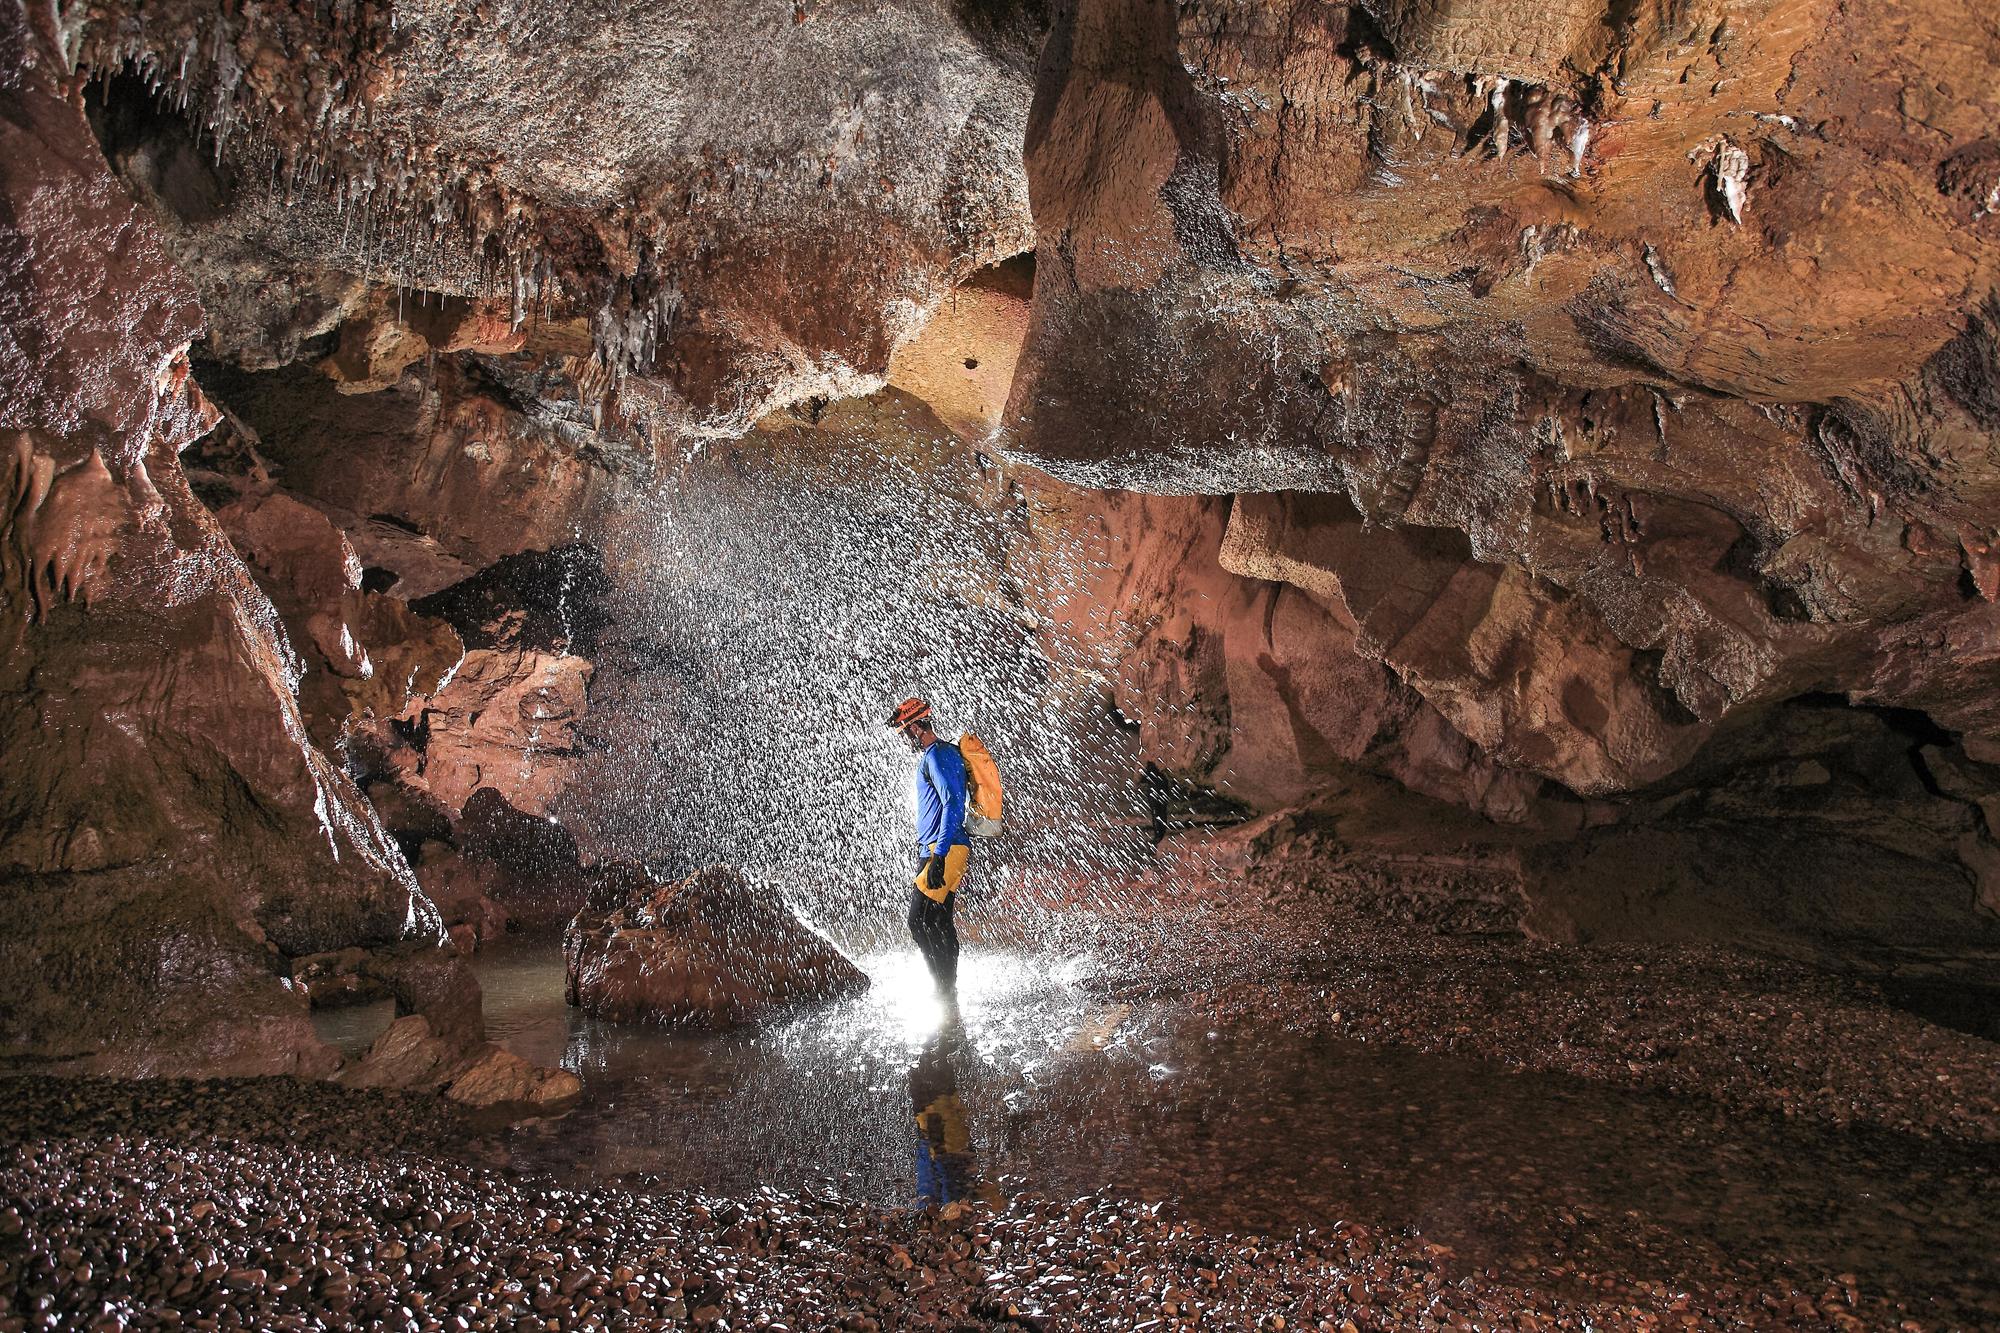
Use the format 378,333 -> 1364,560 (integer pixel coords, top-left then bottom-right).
443,1045 -> 583,1113
339,1015 -> 454,1091
564,866 -> 868,1028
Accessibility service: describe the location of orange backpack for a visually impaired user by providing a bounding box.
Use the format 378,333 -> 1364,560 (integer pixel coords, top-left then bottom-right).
958,733 -> 1004,836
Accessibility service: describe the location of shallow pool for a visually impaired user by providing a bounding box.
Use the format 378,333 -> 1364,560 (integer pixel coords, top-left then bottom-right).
456,933 -> 2000,1327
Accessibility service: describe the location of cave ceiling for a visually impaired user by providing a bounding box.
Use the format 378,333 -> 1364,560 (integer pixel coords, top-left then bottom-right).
14,0 -> 2000,799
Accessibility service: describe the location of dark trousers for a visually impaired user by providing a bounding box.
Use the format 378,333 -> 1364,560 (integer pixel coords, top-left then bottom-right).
907,888 -> 959,987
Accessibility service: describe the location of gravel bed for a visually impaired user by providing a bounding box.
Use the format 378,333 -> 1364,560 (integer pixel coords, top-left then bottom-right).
0,1077 -> 1895,1333
1078,875 -> 2000,1143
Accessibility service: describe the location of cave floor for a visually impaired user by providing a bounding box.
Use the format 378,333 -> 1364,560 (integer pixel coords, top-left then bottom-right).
10,875 -> 2000,1331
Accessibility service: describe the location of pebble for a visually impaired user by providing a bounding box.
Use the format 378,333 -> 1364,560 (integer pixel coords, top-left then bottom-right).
6,862 -> 1999,1333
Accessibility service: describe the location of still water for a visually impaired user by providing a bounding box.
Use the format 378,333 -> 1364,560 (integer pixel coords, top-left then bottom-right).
320,933 -> 2000,1324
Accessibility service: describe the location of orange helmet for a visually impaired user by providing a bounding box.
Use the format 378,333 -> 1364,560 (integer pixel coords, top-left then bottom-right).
886,697 -> 932,729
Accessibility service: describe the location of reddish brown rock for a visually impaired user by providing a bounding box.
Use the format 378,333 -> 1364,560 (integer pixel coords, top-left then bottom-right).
996,0 -> 2000,795
338,591 -> 466,725
206,481 -> 467,750
78,0 -> 1042,436
413,841 -> 511,954
289,947 -> 387,1008
340,1015 -> 580,1114
564,866 -> 868,1028
366,545 -> 611,819
442,1043 -> 581,1113
886,255 -> 1035,441
400,645 -> 591,816
318,292 -> 526,395
197,357 -> 632,593
333,943 -> 575,1112
1190,699 -> 2000,965
0,13 -> 441,1077
1219,492 -> 1712,796
1019,478 -> 1545,812
7,0 -> 1998,1066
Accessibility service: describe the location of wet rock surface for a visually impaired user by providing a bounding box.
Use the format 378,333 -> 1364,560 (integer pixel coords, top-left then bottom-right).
997,0 -> 2000,796
1106,879 -> 2000,1146
78,0 -> 1042,436
0,1072 -> 1740,1333
564,866 -> 869,1028
337,1013 -> 581,1115
469,859 -> 2000,1321
4,2 -> 2000,1325
0,8 -> 440,1078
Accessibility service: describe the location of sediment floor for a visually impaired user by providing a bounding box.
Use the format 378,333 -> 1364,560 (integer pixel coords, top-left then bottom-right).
6,870 -> 1998,1331
0,1076 -> 1923,1333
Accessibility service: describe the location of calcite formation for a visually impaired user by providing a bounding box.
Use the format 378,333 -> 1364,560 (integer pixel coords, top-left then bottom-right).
998,0 -> 2000,800
78,0 -> 1043,434
0,12 -> 435,1075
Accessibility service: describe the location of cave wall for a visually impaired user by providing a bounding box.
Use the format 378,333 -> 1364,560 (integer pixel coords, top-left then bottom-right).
0,10 -> 438,1075
79,0 -> 2000,820
1000,0 -> 2000,801
78,0 -> 1046,434
185,352 -> 636,941
7,0 -> 2000,1079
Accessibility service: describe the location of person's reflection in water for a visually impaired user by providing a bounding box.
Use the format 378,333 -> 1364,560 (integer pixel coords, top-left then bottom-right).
908,1008 -> 998,1207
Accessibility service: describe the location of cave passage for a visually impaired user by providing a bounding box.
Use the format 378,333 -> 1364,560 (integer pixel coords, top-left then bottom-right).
9,1 -> 2000,1330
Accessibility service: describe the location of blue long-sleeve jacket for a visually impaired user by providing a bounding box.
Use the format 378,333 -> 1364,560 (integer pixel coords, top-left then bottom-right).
916,740 -> 969,853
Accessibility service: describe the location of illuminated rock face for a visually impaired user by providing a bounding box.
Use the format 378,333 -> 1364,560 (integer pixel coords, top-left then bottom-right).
62,0 -> 2000,812
886,256 -> 1035,441
564,866 -> 869,1029
7,0 -> 2000,1080
81,0 -> 1044,436
998,0 -> 2000,797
